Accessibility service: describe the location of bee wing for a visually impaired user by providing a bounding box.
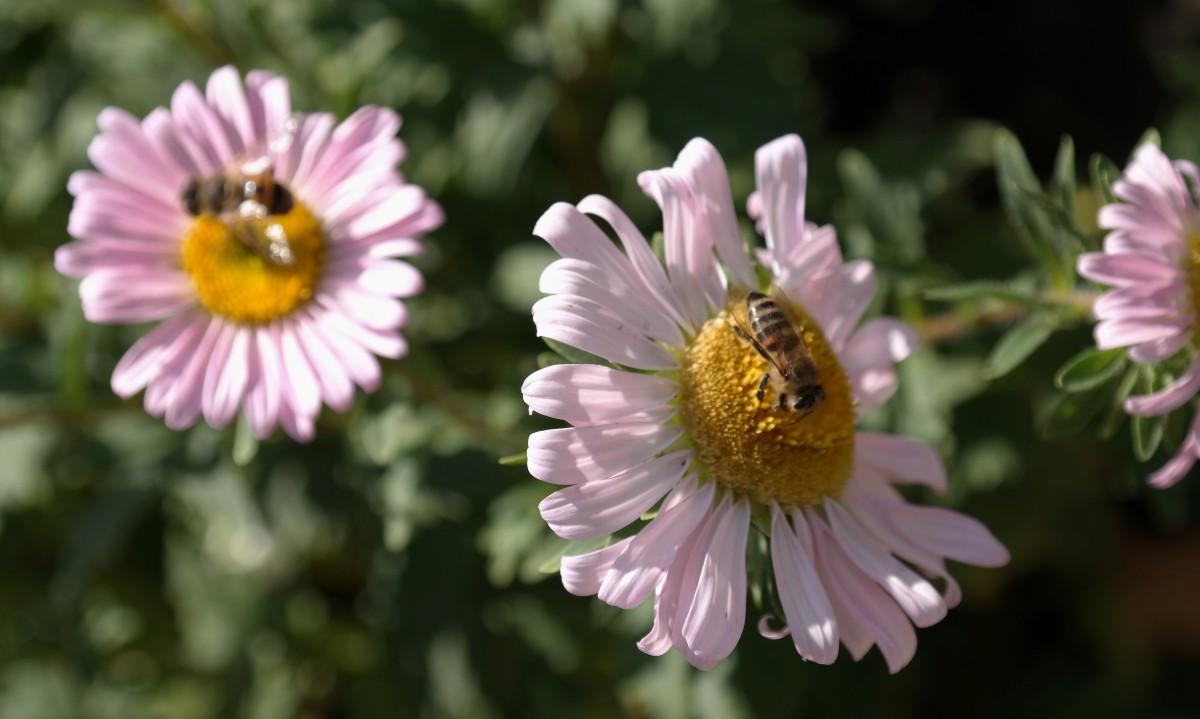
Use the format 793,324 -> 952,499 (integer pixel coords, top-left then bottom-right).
226,203 -> 295,267
729,313 -> 790,379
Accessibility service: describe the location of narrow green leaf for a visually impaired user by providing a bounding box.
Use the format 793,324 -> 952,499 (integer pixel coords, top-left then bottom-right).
1038,390 -> 1110,440
1098,365 -> 1139,439
1089,153 -> 1120,205
498,452 -> 527,467
1052,135 -> 1076,220
923,280 -> 1040,306
993,129 -> 1071,288
985,313 -> 1060,379
232,415 -> 259,467
1133,414 -> 1166,461
537,536 -> 610,574
1137,127 -> 1162,150
1131,365 -> 1166,460
543,338 -> 611,366
1054,347 -> 1127,393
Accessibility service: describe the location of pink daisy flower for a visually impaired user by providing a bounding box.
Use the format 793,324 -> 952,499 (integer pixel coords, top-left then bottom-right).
1078,143 -> 1200,487
522,135 -> 1009,672
55,66 -> 442,441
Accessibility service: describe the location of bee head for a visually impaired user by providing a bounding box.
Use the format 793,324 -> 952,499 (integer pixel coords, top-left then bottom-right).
182,181 -> 200,216
792,384 -> 825,413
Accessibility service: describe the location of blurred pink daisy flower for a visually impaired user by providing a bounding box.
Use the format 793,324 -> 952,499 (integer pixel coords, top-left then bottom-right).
1078,143 -> 1200,487
56,66 -> 442,441
522,135 -> 1009,672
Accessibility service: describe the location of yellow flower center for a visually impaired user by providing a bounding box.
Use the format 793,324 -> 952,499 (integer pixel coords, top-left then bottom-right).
180,202 -> 326,324
679,290 -> 856,507
1188,231 -> 1200,338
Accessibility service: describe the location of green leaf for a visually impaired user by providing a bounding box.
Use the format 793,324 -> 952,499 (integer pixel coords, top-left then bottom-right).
1099,365 -> 1139,440
994,128 -> 1072,287
1089,153 -> 1120,205
498,452 -> 527,466
1054,347 -> 1127,393
1052,135 -> 1076,220
1137,127 -> 1162,150
232,415 -> 259,467
1133,414 -> 1166,461
985,313 -> 1060,379
1038,389 -> 1110,440
542,337 -> 611,366
1131,366 -> 1166,461
536,536 -> 610,574
923,280 -> 1040,306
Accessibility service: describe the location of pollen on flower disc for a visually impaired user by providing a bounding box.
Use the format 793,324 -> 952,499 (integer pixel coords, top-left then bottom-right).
181,202 -> 326,325
679,290 -> 856,507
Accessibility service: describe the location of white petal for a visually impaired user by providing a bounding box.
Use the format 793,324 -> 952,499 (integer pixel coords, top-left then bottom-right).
538,451 -> 691,540
528,421 -> 683,485
770,504 -> 838,663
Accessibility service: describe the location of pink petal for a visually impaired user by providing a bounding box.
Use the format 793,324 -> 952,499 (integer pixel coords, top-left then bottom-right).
538,450 -> 691,540
170,80 -> 236,174
278,321 -> 322,416
521,364 -> 677,426
1147,417 -> 1200,489
843,318 -> 921,366
162,316 -> 225,430
77,269 -> 195,324
855,432 -> 947,492
201,323 -> 251,427
577,194 -> 691,331
243,70 -> 290,149
811,516 -> 916,673
821,261 -> 876,350
286,113 -> 336,193
881,502 -> 1009,568
770,505 -> 838,664
1077,252 -> 1182,287
320,283 -> 407,331
674,138 -> 755,289
88,107 -> 187,203
1095,317 -> 1189,350
599,474 -> 715,609
560,540 -> 632,596
754,134 -> 808,261
532,294 -> 678,371
312,301 -> 407,359
110,311 -> 207,397
637,161 -> 723,327
309,309 -> 382,392
667,494 -> 750,670
539,258 -> 683,348
1129,331 -> 1191,363
357,259 -> 424,299
527,421 -> 684,485
205,65 -> 254,155
825,499 -> 947,628
245,325 -> 284,439
1125,352 -> 1200,417
294,317 -> 355,412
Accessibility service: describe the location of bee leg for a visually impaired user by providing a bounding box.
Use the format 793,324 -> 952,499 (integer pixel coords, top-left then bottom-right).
778,393 -> 788,411
756,373 -> 769,403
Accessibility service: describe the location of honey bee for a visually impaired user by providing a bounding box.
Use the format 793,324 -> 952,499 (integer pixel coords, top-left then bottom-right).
730,291 -> 826,418
182,155 -> 297,266
181,117 -> 302,266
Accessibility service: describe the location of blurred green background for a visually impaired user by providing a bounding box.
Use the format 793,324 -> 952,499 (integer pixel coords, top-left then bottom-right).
3,0 -> 1200,716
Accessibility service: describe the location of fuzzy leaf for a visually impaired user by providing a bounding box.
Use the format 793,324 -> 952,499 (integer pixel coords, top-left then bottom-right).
1054,348 -> 1127,393
986,313 -> 1060,379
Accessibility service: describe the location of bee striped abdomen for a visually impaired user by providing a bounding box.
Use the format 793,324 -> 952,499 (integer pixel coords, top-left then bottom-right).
747,292 -> 800,353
